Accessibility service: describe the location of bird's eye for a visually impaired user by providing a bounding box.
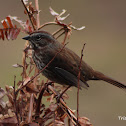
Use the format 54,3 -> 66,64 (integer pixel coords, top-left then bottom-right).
36,35 -> 41,41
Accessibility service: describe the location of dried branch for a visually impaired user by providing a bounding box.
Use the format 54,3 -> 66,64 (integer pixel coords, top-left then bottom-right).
24,20 -> 33,33
0,2 -> 92,126
35,82 -> 53,117
35,0 -> 40,29
22,42 -> 29,79
33,0 -> 40,86
77,43 -> 86,123
13,76 -> 19,125
21,0 -> 36,30
38,22 -> 57,30
38,7 -> 85,42
47,85 -> 81,126
52,27 -> 64,36
62,31 -> 68,45
55,31 -> 65,39
28,94 -> 34,123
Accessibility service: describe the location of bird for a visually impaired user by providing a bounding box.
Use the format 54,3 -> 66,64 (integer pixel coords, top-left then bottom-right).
22,30 -> 126,93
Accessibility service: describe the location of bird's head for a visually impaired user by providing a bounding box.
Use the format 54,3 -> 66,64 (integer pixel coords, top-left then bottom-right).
22,31 -> 55,49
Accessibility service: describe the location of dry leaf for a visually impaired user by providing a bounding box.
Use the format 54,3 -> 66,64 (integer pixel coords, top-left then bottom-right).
0,16 -> 21,40
12,64 -> 23,68
0,116 -> 18,126
49,7 -> 70,21
23,0 -> 29,5
70,25 -> 85,30
9,15 -> 26,29
0,88 -> 6,99
49,103 -> 57,112
49,7 -> 59,16
79,117 -> 92,126
26,82 -> 39,93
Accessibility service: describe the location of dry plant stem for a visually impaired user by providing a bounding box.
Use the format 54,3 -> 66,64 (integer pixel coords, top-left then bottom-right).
43,111 -> 54,124
48,85 -> 81,126
15,42 -> 68,94
77,43 -> 86,124
20,97 -> 23,121
28,65 -> 35,76
52,27 -> 64,36
13,75 -> 19,125
28,94 -> 34,123
21,0 -> 36,30
38,22 -> 57,30
53,111 -> 56,126
35,83 -> 51,117
22,55 -> 27,80
33,66 -> 39,88
20,42 -> 28,122
60,104 -> 81,126
59,85 -> 71,98
68,118 -> 71,126
22,45 -> 27,79
33,0 -> 40,85
35,0 -> 40,28
56,31 -> 65,39
62,31 -> 68,45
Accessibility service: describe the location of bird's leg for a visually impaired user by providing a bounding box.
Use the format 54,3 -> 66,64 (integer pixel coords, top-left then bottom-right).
56,85 -> 71,103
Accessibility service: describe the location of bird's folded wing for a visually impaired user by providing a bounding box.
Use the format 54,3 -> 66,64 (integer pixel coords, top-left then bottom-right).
55,67 -> 89,89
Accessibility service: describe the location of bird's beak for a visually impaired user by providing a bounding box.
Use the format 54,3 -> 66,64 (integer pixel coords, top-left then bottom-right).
22,35 -> 30,40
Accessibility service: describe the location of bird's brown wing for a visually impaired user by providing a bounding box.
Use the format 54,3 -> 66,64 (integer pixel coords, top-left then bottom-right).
48,44 -> 93,87
55,67 -> 89,88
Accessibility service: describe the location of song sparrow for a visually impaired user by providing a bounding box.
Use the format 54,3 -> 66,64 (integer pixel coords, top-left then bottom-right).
22,31 -> 126,91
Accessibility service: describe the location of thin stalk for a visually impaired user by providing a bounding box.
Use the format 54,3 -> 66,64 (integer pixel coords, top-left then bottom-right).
77,43 -> 86,124
35,0 -> 40,29
21,0 -> 36,30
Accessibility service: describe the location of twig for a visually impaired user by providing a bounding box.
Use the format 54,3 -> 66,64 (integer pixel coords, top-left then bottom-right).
53,27 -> 69,44
22,42 -> 28,80
42,111 -> 54,124
77,43 -> 86,124
28,94 -> 34,123
21,0 -> 36,30
56,31 -> 65,39
48,85 -> 81,126
20,40 -> 29,122
33,66 -> 39,89
13,76 -> 19,125
68,118 -> 71,126
53,111 -> 56,126
62,31 -> 68,45
20,96 -> 23,122
35,86 -> 46,118
52,27 -> 64,36
35,0 -> 40,29
15,42 -> 68,94
35,82 -> 52,117
34,0 -> 40,85
38,22 -> 57,30
33,0 -> 40,85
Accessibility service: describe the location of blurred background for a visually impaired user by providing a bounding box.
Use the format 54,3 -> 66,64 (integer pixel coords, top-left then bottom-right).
0,0 -> 126,125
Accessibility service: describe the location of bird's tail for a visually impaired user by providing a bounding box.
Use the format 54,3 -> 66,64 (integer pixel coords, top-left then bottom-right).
93,71 -> 126,89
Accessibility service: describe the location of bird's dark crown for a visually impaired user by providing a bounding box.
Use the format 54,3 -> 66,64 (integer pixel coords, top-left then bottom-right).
30,31 -> 55,41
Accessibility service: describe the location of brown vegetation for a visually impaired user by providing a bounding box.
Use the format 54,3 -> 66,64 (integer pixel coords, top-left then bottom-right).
0,0 -> 92,125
